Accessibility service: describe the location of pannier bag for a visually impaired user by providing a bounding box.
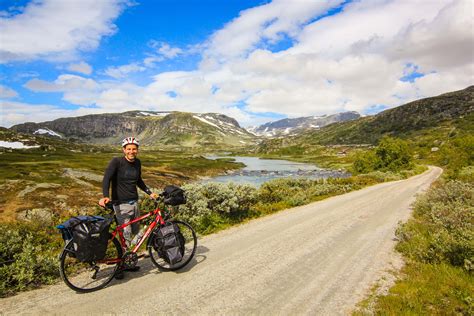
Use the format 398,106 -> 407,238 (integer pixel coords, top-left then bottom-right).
57,215 -> 113,262
153,222 -> 185,265
162,185 -> 186,206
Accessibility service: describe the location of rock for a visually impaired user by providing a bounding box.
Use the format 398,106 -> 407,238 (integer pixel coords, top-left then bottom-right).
17,208 -> 54,223
17,183 -> 61,198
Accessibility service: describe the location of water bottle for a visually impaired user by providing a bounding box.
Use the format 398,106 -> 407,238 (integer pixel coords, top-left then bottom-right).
130,226 -> 146,246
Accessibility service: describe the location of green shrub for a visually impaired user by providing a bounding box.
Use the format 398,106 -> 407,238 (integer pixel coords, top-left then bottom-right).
458,166 -> 474,184
352,136 -> 414,174
352,150 -> 380,173
376,136 -> 413,171
0,222 -> 62,297
176,182 -> 257,230
438,135 -> 474,178
396,180 -> 474,270
365,262 -> 474,315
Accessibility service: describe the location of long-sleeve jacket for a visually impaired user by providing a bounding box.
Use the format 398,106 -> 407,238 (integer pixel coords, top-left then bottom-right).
102,157 -> 151,203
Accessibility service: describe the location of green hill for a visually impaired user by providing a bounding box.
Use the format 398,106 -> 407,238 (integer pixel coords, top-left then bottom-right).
257,86 -> 474,151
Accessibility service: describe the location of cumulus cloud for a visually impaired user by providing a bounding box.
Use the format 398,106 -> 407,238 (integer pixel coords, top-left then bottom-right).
149,41 -> 183,59
203,0 -> 343,63
0,0 -> 128,62
24,74 -> 100,106
0,84 -> 18,98
104,63 -> 146,79
67,61 -> 93,75
143,41 -> 191,66
0,100 -> 80,127
196,0 -> 473,119
4,0 -> 473,128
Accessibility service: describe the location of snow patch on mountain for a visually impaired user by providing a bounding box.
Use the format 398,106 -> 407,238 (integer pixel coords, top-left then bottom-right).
139,111 -> 170,117
34,128 -> 62,138
0,141 -> 39,149
194,115 -> 220,128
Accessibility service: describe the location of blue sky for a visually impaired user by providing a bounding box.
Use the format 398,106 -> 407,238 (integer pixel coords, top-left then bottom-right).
0,0 -> 472,128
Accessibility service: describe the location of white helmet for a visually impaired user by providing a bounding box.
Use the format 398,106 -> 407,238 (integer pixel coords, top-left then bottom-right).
122,136 -> 140,147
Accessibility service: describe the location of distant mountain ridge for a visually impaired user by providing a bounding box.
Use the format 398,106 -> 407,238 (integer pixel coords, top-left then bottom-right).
9,86 -> 473,148
255,85 -> 474,152
308,85 -> 474,144
10,111 -> 256,148
248,111 -> 360,137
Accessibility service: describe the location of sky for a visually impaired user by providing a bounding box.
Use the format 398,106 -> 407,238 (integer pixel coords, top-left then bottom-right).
0,0 -> 473,128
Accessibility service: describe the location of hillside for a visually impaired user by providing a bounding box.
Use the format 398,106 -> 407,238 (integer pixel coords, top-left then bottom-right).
256,86 -> 474,152
0,127 -> 246,221
10,111 -> 257,148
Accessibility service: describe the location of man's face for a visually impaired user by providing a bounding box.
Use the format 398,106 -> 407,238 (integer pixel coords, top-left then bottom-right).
123,144 -> 138,161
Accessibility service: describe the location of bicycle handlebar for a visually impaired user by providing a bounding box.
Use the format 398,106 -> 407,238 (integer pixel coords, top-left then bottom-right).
101,194 -> 164,210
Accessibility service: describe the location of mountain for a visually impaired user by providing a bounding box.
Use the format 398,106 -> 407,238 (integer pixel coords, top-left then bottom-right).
248,111 -> 360,137
10,111 -> 257,148
256,86 -> 474,152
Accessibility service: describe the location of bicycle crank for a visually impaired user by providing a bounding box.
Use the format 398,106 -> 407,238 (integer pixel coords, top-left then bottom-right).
123,252 -> 138,269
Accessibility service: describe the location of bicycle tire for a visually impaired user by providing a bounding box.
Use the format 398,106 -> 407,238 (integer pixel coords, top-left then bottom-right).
59,236 -> 123,293
147,220 -> 197,271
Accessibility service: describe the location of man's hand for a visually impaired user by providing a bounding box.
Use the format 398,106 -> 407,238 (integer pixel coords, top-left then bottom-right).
99,197 -> 110,207
150,192 -> 158,200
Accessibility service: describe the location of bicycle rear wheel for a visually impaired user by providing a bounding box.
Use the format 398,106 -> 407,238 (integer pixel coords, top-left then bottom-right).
148,220 -> 197,271
59,237 -> 123,293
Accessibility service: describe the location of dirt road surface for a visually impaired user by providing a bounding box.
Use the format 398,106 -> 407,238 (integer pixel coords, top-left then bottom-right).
1,167 -> 442,315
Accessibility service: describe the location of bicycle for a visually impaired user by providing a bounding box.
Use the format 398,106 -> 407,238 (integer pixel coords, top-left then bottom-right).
58,196 -> 197,293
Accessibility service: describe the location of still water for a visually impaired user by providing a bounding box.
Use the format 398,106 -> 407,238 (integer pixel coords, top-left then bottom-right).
203,156 -> 349,186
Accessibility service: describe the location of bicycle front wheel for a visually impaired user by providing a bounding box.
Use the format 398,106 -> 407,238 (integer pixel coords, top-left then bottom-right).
59,237 -> 123,293
148,220 -> 197,271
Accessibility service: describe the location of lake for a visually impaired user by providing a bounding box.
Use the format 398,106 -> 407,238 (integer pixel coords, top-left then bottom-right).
203,156 -> 349,186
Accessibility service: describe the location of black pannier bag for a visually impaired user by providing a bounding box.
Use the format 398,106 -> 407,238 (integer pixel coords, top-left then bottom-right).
57,215 -> 113,262
162,185 -> 186,206
153,222 -> 185,265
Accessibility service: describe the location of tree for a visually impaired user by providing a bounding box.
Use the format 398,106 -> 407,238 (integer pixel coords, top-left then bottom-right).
376,136 -> 413,171
352,136 -> 413,174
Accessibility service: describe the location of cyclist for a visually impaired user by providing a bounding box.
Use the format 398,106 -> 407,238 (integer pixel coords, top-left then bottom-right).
99,136 -> 158,275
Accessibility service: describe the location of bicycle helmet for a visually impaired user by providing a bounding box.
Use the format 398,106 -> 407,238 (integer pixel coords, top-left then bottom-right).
122,136 -> 140,147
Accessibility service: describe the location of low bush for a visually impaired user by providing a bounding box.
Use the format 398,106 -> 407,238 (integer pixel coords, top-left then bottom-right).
396,180 -> 474,270
0,221 -> 62,297
352,136 -> 414,174
175,182 -> 258,233
362,262 -> 473,315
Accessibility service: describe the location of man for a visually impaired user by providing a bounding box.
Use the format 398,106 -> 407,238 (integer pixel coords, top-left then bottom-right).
99,136 -> 158,275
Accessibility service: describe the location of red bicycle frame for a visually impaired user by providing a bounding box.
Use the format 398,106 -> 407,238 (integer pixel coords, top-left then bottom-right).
109,204 -> 167,259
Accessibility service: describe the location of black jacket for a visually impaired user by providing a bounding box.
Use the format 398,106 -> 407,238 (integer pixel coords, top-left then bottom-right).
102,157 -> 151,202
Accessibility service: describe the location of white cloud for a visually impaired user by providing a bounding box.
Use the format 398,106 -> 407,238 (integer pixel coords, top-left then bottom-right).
24,74 -> 100,106
0,0 -> 128,63
0,84 -> 18,98
149,41 -> 183,59
104,63 -> 146,79
4,0 -> 473,128
67,61 -> 93,75
0,100 -> 77,127
143,41 -> 189,66
203,0 -> 343,63
143,56 -> 164,67
195,0 -> 473,119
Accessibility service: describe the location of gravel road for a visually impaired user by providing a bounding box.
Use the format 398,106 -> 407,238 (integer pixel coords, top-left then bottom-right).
1,167 -> 442,315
